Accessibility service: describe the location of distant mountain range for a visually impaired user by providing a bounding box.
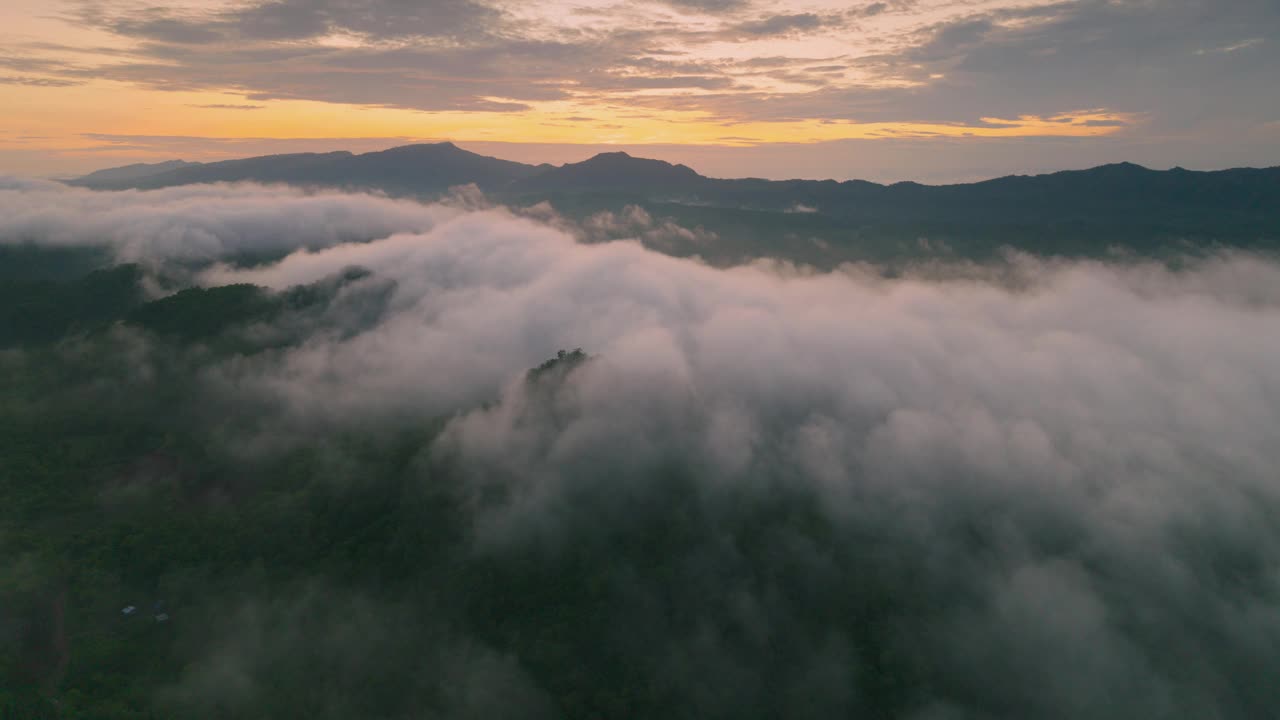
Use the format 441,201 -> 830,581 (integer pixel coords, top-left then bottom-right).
70,143 -> 1280,267
73,159 -> 200,185
72,143 -> 546,194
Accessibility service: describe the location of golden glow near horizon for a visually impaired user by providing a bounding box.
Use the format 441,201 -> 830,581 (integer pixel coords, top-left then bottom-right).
3,80 -> 1137,149
2,0 -> 1269,176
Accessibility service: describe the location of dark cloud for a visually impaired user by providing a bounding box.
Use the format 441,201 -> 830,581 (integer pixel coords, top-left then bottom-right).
653,0 -> 751,13
0,75 -> 83,87
626,0 -> 1278,130
655,0 -> 1275,132
732,13 -> 830,37
0,53 -> 81,76
910,18 -> 995,63
597,74 -> 734,90
69,42 -> 583,111
106,14 -> 227,44
6,0 -> 1265,160
57,29 -> 743,112
244,0 -> 500,40
227,0 -> 333,41
85,0 -> 500,44
881,0 -> 1280,127
852,2 -> 891,18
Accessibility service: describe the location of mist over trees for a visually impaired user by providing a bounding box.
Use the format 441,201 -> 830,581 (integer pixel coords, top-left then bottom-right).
4,179 -> 1280,718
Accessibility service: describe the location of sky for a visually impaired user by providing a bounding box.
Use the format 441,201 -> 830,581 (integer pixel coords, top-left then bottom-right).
1,0 -> 1277,182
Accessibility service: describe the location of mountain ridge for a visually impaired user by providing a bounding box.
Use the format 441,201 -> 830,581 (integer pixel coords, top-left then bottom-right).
509,151 -> 703,193
69,143 -> 1280,195
65,144 -> 1280,267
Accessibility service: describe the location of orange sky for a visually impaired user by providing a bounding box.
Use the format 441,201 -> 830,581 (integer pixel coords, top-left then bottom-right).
1,0 -> 1274,180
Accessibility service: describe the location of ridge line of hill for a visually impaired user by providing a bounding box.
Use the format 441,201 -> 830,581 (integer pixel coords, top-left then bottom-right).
69,142 -> 1280,193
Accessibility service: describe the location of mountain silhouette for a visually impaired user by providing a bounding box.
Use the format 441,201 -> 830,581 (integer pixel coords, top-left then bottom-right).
71,145 -> 1280,220
70,145 -> 1280,266
509,151 -> 704,193
72,159 -> 200,185
70,142 -> 543,193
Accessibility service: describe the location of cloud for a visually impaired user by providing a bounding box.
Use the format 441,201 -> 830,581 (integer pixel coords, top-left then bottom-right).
653,0 -> 750,13
884,0 -> 1280,129
195,191 -> 1280,715
86,0 -> 501,44
58,1 -> 589,113
14,0 -> 1265,142
12,182 -> 1280,714
852,2 -> 892,19
731,13 -> 835,37
104,13 -> 227,44
582,73 -> 734,91
0,179 -> 458,262
644,0 -> 1280,133
0,75 -> 83,87
1198,37 -> 1266,55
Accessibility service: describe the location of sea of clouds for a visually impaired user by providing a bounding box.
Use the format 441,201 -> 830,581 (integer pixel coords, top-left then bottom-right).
4,178 -> 1280,716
